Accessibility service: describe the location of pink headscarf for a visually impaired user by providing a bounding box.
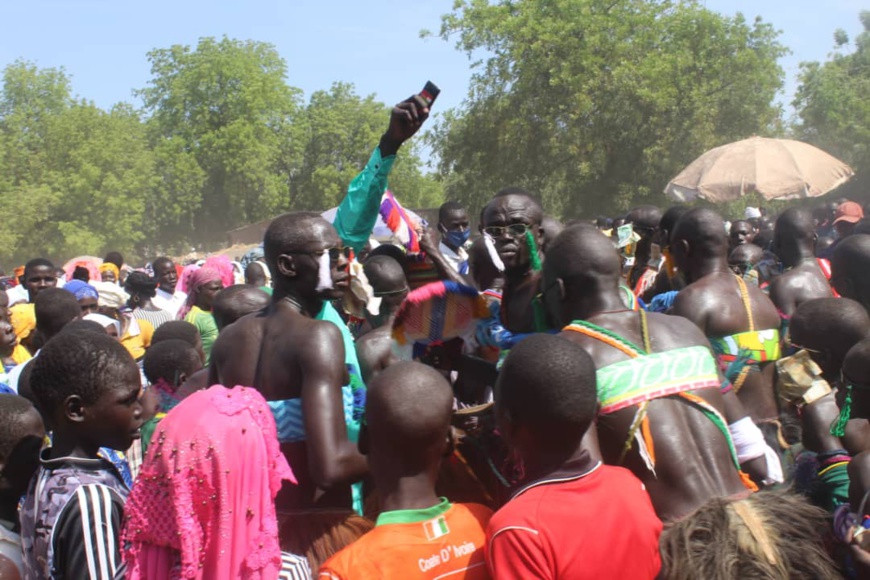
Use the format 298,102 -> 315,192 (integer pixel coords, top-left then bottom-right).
123,385 -> 296,580
176,264 -> 200,294
204,255 -> 235,289
177,266 -> 221,320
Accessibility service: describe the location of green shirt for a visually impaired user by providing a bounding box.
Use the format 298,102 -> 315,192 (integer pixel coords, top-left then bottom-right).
185,306 -> 218,366
332,146 -> 396,254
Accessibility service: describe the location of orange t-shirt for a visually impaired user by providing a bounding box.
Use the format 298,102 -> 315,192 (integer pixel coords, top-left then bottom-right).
319,499 -> 492,580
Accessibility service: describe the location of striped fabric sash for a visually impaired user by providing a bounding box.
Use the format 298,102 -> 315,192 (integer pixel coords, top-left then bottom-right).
593,345 -> 721,415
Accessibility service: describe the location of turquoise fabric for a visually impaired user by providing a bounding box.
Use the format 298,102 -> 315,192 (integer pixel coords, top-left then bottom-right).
316,301 -> 366,515
332,146 -> 396,254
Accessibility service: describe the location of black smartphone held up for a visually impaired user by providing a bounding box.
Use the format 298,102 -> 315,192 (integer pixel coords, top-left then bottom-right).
418,81 -> 440,108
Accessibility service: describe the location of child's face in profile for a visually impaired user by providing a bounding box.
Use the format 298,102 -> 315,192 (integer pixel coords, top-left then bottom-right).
83,363 -> 144,451
0,407 -> 45,497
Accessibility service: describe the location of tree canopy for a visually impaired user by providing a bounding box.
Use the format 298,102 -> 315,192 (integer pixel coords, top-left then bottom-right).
0,38 -> 441,265
794,11 -> 870,197
427,0 -> 787,218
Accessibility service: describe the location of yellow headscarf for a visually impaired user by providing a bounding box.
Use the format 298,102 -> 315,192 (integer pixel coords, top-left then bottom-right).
99,262 -> 120,283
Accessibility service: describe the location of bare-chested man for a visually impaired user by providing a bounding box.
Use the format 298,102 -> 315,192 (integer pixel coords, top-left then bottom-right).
210,213 -> 363,505
831,234 -> 870,314
354,255 -> 408,383
670,209 -> 783,437
545,225 -> 769,521
768,207 -> 833,317
480,188 -> 547,334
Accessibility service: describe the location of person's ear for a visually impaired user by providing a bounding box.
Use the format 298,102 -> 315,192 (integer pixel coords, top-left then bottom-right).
535,226 -> 545,248
64,395 -> 86,423
358,423 -> 370,456
676,239 -> 690,258
557,278 -> 566,302
276,254 -> 297,278
177,372 -> 188,386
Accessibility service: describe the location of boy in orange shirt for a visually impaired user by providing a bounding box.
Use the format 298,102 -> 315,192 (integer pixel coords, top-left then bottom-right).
318,362 -> 492,579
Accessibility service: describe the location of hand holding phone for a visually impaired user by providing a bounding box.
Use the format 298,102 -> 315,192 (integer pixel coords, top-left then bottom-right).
381,81 -> 440,154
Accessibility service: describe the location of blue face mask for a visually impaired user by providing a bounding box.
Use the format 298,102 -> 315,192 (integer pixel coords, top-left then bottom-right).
442,229 -> 470,249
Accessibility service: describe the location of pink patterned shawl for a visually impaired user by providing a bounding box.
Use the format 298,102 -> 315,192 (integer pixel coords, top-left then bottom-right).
123,385 -> 296,580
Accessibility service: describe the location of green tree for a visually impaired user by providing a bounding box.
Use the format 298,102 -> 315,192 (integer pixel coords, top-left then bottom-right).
794,12 -> 870,197
139,36 -> 305,247
292,82 -> 442,212
0,62 -> 72,263
0,62 -> 155,264
428,0 -> 787,218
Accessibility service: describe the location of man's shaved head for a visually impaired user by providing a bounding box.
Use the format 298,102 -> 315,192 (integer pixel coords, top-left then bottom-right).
671,208 -> 729,277
363,255 -> 407,294
831,234 -> 870,312
212,284 -> 271,331
485,187 -> 544,226
774,208 -> 816,267
626,205 -> 663,232
791,297 -> 870,376
263,212 -> 335,269
496,334 -> 598,456
545,225 -> 622,288
729,243 -> 763,266
364,361 -> 454,471
543,225 -> 622,326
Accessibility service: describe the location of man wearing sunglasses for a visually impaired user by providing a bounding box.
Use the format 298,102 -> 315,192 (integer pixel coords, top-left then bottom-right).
209,95 -> 429,566
480,188 -> 547,334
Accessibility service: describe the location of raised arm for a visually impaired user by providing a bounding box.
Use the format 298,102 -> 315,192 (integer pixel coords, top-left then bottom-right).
334,96 -> 430,254
301,322 -> 367,487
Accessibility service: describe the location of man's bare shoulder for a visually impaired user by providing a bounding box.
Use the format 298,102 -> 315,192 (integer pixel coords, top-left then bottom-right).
647,311 -> 711,350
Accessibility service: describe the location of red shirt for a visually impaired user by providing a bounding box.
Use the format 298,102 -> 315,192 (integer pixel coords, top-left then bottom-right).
486,460 -> 662,580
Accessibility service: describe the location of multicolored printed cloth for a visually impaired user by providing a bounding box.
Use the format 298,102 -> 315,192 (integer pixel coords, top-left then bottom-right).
392,281 -> 489,347
709,329 -> 781,365
710,328 -> 781,389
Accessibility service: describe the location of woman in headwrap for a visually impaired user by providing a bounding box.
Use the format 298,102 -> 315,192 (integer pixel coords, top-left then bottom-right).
122,385 -> 308,580
99,262 -> 121,284
204,255 -> 236,288
94,281 -> 153,361
62,279 -> 100,315
178,267 -> 223,365
83,312 -> 122,339
124,272 -> 174,331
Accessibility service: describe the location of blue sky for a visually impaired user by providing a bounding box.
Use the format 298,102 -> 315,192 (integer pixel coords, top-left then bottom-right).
1,0 -> 864,130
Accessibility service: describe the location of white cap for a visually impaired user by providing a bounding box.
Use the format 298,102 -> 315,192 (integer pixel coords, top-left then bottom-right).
744,207 -> 762,220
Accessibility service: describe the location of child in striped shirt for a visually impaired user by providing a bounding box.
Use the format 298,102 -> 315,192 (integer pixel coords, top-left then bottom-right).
20,330 -> 143,580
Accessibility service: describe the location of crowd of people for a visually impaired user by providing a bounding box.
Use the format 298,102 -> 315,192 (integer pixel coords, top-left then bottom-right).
0,95 -> 869,580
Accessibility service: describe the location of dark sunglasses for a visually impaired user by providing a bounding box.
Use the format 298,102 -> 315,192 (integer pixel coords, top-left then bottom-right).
483,224 -> 531,238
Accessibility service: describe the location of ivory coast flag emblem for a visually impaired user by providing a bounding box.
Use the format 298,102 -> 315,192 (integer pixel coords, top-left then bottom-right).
423,516 -> 450,541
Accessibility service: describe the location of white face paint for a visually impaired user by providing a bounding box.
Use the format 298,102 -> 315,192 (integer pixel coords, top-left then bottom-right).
484,233 -> 506,273
315,250 -> 333,292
